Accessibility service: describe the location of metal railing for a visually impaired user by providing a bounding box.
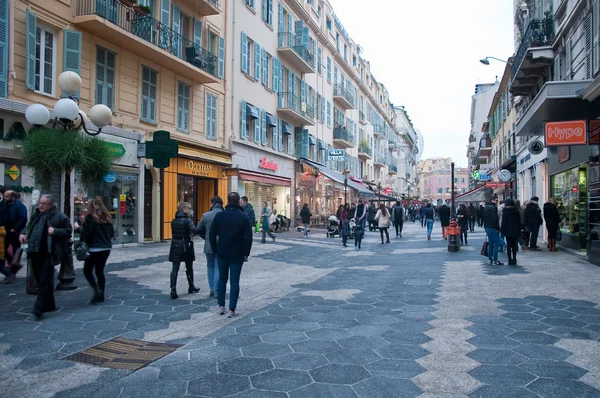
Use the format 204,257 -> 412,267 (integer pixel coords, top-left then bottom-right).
511,16 -> 555,84
277,92 -> 315,121
333,84 -> 355,107
388,156 -> 398,172
359,111 -> 365,122
76,0 -> 217,77
373,151 -> 385,165
333,126 -> 355,144
358,143 -> 372,156
206,0 -> 220,8
277,32 -> 314,66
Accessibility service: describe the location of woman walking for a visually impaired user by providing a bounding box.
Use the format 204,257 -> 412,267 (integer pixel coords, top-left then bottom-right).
374,203 -> 391,244
261,201 -> 275,243
300,203 -> 311,238
501,198 -> 522,265
76,198 -> 114,304
457,204 -> 469,245
543,198 -> 560,252
168,202 -> 200,299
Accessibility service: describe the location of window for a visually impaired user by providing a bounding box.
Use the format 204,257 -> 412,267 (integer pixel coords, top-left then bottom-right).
317,47 -> 322,74
336,33 -> 340,52
353,55 -> 357,66
95,46 -> 115,110
461,178 -> 466,183
438,178 -> 441,184
177,81 -> 190,132
241,32 -> 259,79
343,44 -> 347,62
262,51 -> 271,88
326,56 -> 331,83
246,0 -> 255,9
454,177 -> 458,183
34,25 -> 56,95
263,0 -> 273,25
141,66 -> 157,123
326,17 -> 332,30
206,93 -> 217,139
207,30 -> 217,56
326,101 -> 331,126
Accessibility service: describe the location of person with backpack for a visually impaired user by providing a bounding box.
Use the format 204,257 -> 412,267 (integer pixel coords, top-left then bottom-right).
392,201 -> 404,238
424,203 -> 435,240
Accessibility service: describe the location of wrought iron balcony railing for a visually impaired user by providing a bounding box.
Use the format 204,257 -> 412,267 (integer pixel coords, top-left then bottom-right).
333,84 -> 355,107
358,143 -> 372,156
333,126 -> 355,144
76,0 -> 217,77
277,32 -> 314,66
511,15 -> 555,84
278,92 -> 315,120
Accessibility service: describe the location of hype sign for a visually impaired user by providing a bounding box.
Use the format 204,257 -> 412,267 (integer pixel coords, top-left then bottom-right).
545,120 -> 587,146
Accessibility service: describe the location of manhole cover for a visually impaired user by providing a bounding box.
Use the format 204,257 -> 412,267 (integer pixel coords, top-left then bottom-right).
64,337 -> 182,371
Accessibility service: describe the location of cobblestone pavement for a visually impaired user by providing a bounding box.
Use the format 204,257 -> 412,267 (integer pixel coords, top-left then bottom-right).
1,222 -> 600,397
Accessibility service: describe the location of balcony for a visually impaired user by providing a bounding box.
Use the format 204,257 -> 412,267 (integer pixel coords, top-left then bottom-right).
358,143 -> 372,160
277,32 -> 315,74
333,84 -> 355,110
178,0 -> 220,16
373,124 -> 385,138
388,157 -> 398,175
277,92 -> 315,126
359,111 -> 366,124
373,151 -> 385,167
74,0 -> 218,84
476,137 -> 492,164
333,126 -> 355,148
510,16 -> 555,96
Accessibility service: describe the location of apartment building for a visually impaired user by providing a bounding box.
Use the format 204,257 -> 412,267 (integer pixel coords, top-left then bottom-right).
225,0 -> 415,222
394,105 -> 420,198
0,0 -> 228,241
418,167 -> 470,204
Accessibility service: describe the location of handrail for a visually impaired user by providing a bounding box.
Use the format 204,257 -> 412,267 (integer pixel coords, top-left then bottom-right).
277,32 -> 314,65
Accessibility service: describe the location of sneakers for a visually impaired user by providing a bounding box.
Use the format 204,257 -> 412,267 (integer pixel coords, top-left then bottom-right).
3,275 -> 16,284
427,236 -> 431,240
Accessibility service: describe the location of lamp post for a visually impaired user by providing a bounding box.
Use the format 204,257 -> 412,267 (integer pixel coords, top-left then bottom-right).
448,162 -> 460,252
25,71 -> 113,291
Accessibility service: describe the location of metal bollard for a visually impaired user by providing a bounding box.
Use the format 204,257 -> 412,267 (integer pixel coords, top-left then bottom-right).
447,220 -> 461,252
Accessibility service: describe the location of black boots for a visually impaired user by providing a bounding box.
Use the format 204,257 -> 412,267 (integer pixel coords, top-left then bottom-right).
170,272 -> 178,299
186,272 -> 200,294
90,287 -> 104,304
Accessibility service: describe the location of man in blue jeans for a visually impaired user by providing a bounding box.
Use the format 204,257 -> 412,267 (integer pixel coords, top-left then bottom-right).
483,196 -> 504,265
197,196 -> 224,298
424,203 -> 435,240
209,192 -> 253,318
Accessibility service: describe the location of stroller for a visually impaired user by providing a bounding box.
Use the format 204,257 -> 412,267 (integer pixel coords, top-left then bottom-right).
326,215 -> 340,238
348,218 -> 356,240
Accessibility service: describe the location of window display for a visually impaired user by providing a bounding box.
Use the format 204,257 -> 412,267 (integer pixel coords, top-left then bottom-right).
551,166 -> 588,247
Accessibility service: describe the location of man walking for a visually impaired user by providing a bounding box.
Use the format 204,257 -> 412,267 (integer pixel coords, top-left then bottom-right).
525,196 -> 543,251
240,196 -> 256,229
367,202 -> 377,231
439,203 -> 451,240
19,194 -> 72,319
424,203 -> 435,240
197,196 -> 224,298
468,203 -> 476,232
483,196 -> 503,265
392,201 -> 404,237
4,190 -> 27,277
209,192 -> 253,318
355,199 -> 367,230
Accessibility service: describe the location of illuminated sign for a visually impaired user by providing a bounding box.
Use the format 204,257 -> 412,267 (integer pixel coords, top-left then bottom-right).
258,157 -> 279,171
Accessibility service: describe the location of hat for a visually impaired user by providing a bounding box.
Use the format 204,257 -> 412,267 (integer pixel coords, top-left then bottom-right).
531,196 -> 539,201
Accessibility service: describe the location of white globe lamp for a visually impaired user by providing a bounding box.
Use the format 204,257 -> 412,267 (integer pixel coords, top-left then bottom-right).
54,98 -> 80,122
73,110 -> 88,129
58,71 -> 82,95
89,104 -> 112,128
25,104 -> 50,126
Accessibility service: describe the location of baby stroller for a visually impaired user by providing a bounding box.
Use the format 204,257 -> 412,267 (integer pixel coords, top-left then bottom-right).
327,215 -> 340,238
348,218 -> 356,240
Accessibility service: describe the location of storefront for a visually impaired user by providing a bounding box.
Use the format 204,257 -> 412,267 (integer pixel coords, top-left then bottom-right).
73,131 -> 144,245
161,145 -> 231,239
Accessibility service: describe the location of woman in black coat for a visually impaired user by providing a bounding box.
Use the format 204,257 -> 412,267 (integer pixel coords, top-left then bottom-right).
169,202 -> 200,299
501,198 -> 522,265
299,203 -> 311,238
457,204 -> 469,245
543,198 -> 560,252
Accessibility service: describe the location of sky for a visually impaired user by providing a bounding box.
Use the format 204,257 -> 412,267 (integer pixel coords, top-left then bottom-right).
328,0 -> 515,167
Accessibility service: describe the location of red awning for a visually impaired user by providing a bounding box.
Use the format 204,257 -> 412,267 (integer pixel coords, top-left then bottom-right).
238,171 -> 291,187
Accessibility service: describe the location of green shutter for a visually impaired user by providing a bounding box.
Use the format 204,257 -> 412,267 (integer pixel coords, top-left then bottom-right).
0,0 -> 8,97
254,42 -> 261,81
241,32 -> 248,73
217,36 -> 225,78
63,29 -> 82,97
241,99 -> 247,139
25,9 -> 36,90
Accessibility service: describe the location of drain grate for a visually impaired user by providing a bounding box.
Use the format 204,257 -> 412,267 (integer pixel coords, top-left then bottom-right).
64,337 -> 182,371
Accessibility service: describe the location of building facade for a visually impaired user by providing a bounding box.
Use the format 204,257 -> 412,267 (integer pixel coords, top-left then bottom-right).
418,166 -> 469,204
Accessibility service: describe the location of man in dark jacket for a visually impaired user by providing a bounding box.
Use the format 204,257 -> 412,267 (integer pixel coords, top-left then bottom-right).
367,202 -> 377,231
197,196 -> 224,297
0,187 -> 10,282
483,196 -> 503,265
392,201 -> 404,237
477,204 -> 485,227
19,194 -> 72,319
240,196 -> 256,228
439,204 -> 451,240
355,199 -> 367,230
4,190 -> 27,278
468,203 -> 477,232
210,192 -> 253,318
525,196 -> 543,251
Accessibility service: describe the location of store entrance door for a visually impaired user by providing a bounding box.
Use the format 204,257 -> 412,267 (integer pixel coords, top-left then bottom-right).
195,178 -> 218,224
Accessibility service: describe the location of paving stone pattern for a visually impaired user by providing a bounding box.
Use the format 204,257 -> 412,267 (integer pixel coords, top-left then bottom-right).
0,224 -> 599,397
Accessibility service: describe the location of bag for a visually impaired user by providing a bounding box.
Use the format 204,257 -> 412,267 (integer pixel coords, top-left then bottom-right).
480,241 -> 488,257
11,247 -> 23,267
74,241 -> 90,261
556,230 -> 562,241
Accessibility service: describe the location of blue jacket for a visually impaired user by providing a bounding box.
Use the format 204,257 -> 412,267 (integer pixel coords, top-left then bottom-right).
209,204 -> 253,260
7,200 -> 27,233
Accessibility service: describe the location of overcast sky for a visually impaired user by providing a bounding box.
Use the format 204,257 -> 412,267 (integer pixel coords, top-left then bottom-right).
329,0 -> 514,167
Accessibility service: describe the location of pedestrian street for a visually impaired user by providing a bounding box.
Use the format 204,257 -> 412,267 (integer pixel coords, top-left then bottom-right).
1,222 -> 600,397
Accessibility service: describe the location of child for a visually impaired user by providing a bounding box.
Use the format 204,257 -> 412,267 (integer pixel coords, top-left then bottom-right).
354,223 -> 364,250
341,219 -> 350,247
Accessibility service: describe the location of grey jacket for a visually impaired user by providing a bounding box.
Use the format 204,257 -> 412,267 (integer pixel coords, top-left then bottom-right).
197,204 -> 224,254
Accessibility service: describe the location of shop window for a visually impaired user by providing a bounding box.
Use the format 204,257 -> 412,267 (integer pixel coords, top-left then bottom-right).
177,175 -> 195,217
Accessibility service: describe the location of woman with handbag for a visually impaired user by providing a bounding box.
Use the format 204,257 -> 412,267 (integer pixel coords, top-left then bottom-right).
75,198 -> 114,304
374,203 -> 391,244
168,202 -> 200,299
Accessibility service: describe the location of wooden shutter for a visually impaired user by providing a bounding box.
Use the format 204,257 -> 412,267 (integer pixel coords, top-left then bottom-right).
594,0 -> 599,75
317,47 -> 322,74
261,109 -> 267,145
273,57 -> 279,92
272,115 -> 278,150
263,0 -> 268,22
218,36 -> 225,78
262,48 -> 267,85
278,3 -> 284,46
240,99 -> 247,139
194,19 -> 203,47
95,47 -> 115,110
159,0 -> 171,50
287,70 -> 293,107
25,9 -> 36,90
287,131 -> 292,155
172,5 -> 181,57
278,119 -> 284,151
0,0 -> 9,98
63,29 -> 82,97
254,42 -> 261,81
241,32 -> 248,74
254,107 -> 261,144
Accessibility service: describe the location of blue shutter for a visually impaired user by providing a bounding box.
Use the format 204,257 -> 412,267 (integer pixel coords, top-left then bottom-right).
268,0 -> 273,25
206,93 -> 217,139
241,32 -> 248,74
294,20 -> 303,40
312,39 -> 316,68
302,27 -> 309,50
261,48 -> 267,85
63,30 -> 82,97
295,127 -> 306,157
300,80 -> 306,107
0,0 -> 7,97
327,57 -> 331,83
317,47 -> 322,74
159,0 -> 171,50
262,0 -> 268,21
292,73 -> 298,109
25,9 -> 36,90
312,90 -> 317,117
273,58 -> 279,93
327,101 -> 331,125
194,19 -> 203,47
177,82 -> 184,131
334,65 -> 338,85
241,99 -> 247,139
278,3 -> 284,46
254,107 -> 261,143
95,48 -> 115,110
183,83 -> 190,132
272,116 -> 278,150
172,5 -> 181,57
141,66 -> 157,123
261,109 -> 267,145
217,36 -> 225,79
254,42 -> 261,81
278,119 -> 284,151
321,97 -> 325,122
287,70 -> 293,107
287,131 -> 292,155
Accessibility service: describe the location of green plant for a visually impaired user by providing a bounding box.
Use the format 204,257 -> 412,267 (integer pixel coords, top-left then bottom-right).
140,5 -> 151,13
360,138 -> 369,148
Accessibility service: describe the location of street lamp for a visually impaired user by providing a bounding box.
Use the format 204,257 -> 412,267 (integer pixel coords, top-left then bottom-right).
479,56 -> 513,65
25,71 -> 112,135
343,168 -> 349,204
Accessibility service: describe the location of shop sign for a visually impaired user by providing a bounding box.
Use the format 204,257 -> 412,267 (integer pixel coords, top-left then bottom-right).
105,142 -> 126,157
117,174 -> 138,181
258,157 -> 279,171
545,120 -> 587,146
103,171 -> 117,183
5,165 -> 20,181
328,149 -> 345,161
558,146 -> 570,163
528,140 -> 544,155
183,160 -> 214,176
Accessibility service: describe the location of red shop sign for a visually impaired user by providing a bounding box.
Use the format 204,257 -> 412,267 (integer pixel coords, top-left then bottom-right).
259,157 -> 279,171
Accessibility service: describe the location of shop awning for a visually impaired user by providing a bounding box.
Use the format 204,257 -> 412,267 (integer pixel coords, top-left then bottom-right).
516,80 -> 594,136
238,170 -> 291,187
246,104 -> 260,119
454,185 -> 497,204
308,135 -> 316,145
266,113 -> 277,127
318,139 -> 326,150
281,122 -> 292,135
301,158 -> 372,195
